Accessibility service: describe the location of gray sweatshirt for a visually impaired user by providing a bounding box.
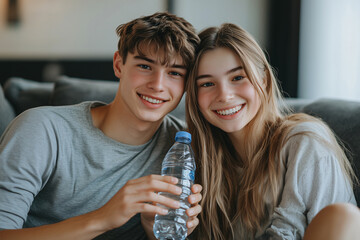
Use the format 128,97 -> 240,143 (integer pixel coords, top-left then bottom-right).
235,121 -> 356,239
0,101 -> 186,239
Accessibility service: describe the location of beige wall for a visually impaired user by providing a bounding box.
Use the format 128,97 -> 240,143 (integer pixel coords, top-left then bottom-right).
174,0 -> 268,49
0,0 -> 268,59
0,0 -> 165,59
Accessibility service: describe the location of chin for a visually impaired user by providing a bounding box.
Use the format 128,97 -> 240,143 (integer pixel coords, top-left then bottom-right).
138,112 -> 166,123
216,124 -> 244,134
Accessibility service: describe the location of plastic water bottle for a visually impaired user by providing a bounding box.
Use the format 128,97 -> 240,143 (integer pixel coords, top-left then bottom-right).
153,131 -> 196,240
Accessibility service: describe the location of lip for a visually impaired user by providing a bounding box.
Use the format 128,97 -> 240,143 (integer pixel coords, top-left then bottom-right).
212,103 -> 245,119
138,93 -> 168,108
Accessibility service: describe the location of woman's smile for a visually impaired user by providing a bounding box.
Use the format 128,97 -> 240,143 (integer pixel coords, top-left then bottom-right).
213,104 -> 244,116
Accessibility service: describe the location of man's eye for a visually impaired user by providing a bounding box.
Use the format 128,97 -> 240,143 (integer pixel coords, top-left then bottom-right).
233,76 -> 244,81
200,82 -> 214,87
138,64 -> 150,70
169,71 -> 183,77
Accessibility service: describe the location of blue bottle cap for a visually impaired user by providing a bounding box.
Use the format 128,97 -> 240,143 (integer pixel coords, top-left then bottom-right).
175,131 -> 191,143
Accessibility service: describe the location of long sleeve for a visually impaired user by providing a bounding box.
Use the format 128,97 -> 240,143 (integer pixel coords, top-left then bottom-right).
0,109 -> 57,229
265,122 -> 356,240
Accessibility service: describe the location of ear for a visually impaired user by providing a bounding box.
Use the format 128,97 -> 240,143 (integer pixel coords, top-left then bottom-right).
113,51 -> 123,79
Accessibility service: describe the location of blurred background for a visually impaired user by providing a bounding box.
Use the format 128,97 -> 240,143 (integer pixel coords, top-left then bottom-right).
0,0 -> 359,100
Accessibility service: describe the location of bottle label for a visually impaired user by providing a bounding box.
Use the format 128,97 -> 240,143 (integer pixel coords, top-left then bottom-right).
182,169 -> 195,182
189,170 -> 195,181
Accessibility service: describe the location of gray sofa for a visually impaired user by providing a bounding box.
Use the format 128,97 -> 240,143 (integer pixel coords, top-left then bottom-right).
1,76 -> 359,207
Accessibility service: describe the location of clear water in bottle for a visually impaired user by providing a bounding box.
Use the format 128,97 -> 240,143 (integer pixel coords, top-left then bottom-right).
153,131 -> 196,240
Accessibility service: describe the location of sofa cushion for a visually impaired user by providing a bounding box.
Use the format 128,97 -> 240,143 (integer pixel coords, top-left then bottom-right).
3,77 -> 54,115
302,98 -> 360,204
51,76 -> 118,106
0,85 -> 16,136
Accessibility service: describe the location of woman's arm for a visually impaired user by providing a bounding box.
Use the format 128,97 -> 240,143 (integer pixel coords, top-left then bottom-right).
266,123 -> 356,239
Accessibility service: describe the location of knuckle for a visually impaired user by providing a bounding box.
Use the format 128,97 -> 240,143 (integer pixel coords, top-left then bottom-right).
146,191 -> 154,198
141,204 -> 151,211
121,187 -> 130,195
148,179 -> 158,186
121,195 -> 130,203
148,174 -> 157,180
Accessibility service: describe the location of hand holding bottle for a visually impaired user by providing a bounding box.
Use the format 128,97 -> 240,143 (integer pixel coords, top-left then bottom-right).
93,174 -> 184,233
141,183 -> 202,239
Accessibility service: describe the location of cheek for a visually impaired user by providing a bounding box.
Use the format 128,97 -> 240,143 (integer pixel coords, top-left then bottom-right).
197,91 -> 210,113
170,80 -> 185,99
197,91 -> 204,108
128,71 -> 143,84
241,81 -> 259,100
242,82 -> 261,113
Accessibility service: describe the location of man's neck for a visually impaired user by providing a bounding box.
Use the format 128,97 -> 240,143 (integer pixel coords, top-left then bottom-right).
91,102 -> 163,145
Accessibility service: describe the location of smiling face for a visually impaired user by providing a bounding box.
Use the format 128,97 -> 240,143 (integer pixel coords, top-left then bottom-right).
113,48 -> 186,124
196,47 -> 261,134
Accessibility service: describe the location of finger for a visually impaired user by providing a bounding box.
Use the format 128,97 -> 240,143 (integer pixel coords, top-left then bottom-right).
127,191 -> 181,209
128,174 -> 178,186
141,211 -> 156,219
135,203 -> 169,215
188,192 -> 202,205
187,216 -> 199,229
124,177 -> 182,195
186,204 -> 202,217
191,184 -> 203,194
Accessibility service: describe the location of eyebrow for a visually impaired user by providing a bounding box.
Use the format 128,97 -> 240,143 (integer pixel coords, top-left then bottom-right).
196,66 -> 244,80
134,55 -> 186,69
134,55 -> 155,63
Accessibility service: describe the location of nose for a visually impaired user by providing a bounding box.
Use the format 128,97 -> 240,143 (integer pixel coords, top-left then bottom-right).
216,82 -> 234,102
147,71 -> 165,92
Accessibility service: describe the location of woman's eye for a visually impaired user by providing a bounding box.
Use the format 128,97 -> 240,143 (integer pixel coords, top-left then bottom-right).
138,64 -> 150,70
233,76 -> 244,81
199,82 -> 214,87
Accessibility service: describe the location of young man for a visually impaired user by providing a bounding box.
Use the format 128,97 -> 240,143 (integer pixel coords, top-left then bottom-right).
0,12 -> 201,240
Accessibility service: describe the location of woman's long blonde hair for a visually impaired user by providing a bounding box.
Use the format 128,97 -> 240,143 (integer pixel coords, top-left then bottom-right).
186,23 -> 356,239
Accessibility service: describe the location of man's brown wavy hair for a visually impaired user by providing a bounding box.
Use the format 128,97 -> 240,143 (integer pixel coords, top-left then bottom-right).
116,12 -> 199,75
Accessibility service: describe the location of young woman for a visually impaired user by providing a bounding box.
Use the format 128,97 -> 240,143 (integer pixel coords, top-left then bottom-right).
186,23 -> 359,239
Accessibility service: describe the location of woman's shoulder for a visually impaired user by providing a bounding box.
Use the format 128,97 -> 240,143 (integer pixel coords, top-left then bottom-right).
284,113 -> 332,139
280,114 -> 337,161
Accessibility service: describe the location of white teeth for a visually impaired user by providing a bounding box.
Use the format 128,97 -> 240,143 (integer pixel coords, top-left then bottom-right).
141,95 -> 163,104
216,105 -> 242,116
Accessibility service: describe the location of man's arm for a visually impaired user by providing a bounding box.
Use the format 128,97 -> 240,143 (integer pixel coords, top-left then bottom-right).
0,210 -> 104,240
0,175 -> 182,240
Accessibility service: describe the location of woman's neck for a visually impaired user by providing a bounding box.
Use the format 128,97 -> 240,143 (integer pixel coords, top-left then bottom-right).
228,123 -> 264,163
